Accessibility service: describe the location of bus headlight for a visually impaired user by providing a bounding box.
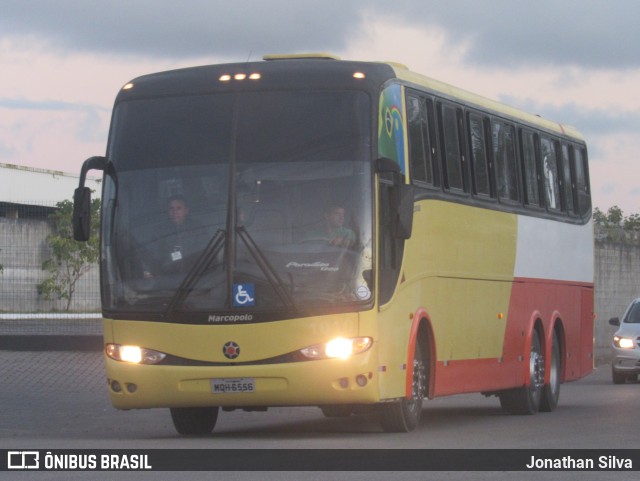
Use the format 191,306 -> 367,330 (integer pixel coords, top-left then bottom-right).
106,343 -> 167,364
613,336 -> 636,349
300,337 -> 373,360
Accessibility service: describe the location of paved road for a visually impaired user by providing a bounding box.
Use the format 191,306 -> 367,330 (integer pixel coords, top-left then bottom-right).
0,350 -> 637,480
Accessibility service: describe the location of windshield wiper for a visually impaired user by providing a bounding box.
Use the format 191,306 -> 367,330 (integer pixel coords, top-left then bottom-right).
163,229 -> 225,317
236,225 -> 297,311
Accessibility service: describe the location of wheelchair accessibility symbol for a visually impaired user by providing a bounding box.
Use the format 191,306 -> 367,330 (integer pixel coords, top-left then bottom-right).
233,283 -> 255,307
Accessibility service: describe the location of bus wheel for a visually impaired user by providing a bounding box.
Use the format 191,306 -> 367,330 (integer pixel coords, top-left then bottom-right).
499,329 -> 544,415
540,331 -> 561,412
170,407 -> 219,435
379,342 -> 426,432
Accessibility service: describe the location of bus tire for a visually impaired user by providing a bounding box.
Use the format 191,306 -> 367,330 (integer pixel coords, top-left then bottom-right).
499,329 -> 544,415
170,407 -> 219,435
540,331 -> 561,412
379,341 -> 427,432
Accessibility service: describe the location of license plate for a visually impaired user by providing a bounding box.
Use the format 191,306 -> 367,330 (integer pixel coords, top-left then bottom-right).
211,378 -> 256,394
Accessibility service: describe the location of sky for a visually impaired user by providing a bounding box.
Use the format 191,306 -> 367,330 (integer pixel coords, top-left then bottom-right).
1,0 -> 639,213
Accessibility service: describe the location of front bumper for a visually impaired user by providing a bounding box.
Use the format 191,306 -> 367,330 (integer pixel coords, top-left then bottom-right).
105,351 -> 381,410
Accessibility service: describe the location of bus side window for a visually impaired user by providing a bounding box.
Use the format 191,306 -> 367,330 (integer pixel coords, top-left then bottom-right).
407,94 -> 435,186
561,143 -> 575,215
520,129 -> 541,207
541,136 -> 561,212
573,146 -> 591,217
468,112 -> 491,197
491,120 -> 519,203
439,103 -> 465,192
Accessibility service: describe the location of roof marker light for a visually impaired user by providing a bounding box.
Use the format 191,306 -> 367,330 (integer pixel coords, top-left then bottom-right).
219,74 -> 232,82
353,72 -> 366,79
122,82 -> 134,90
249,73 -> 261,80
234,73 -> 247,80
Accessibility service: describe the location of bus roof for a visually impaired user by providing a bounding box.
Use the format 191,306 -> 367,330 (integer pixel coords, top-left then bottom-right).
117,54 -> 583,141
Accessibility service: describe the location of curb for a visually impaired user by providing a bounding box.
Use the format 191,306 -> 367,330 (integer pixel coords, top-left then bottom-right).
0,335 -> 103,351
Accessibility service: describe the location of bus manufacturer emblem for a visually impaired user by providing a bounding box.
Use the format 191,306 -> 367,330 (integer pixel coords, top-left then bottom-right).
223,341 -> 241,360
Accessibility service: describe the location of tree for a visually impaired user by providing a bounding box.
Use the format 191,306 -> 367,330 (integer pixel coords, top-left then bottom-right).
38,198 -> 100,311
624,212 -> 640,230
606,205 -> 624,226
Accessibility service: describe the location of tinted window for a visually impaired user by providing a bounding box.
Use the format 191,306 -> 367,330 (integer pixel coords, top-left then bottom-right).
561,144 -> 575,214
521,130 -> 540,206
573,146 -> 591,217
469,113 -> 490,196
541,137 -> 561,211
441,104 -> 464,190
492,121 -> 519,202
407,95 -> 434,185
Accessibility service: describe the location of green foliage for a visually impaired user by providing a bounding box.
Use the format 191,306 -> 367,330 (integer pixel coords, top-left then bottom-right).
594,205 -> 640,244
38,198 -> 100,311
593,205 -> 625,227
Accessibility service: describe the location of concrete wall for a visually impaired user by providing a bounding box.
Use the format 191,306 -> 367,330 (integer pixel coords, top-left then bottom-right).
594,239 -> 640,348
0,217 -> 99,312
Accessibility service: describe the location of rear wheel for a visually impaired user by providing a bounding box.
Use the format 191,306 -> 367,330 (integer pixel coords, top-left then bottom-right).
499,329 -> 544,415
379,341 -> 427,432
540,331 -> 561,412
170,407 -> 219,435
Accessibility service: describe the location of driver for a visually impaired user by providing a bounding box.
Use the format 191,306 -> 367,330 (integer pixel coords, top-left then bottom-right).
144,195 -> 208,278
307,204 -> 356,248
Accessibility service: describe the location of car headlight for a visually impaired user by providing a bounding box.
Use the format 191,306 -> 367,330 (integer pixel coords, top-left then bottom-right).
105,343 -> 167,364
299,337 -> 373,360
613,336 -> 636,349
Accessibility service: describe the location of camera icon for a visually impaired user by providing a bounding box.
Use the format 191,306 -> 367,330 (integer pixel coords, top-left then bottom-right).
7,451 -> 40,470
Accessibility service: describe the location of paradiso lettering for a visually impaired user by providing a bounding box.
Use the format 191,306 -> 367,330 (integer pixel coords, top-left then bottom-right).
285,261 -> 338,271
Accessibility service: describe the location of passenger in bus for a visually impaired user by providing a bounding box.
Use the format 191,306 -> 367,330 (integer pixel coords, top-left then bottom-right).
144,195 -> 209,278
305,204 -> 356,248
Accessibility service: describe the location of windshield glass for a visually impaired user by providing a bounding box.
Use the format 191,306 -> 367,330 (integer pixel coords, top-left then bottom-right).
102,90 -> 373,320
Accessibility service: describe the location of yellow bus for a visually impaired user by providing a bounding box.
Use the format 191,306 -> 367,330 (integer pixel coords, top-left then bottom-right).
73,54 -> 594,434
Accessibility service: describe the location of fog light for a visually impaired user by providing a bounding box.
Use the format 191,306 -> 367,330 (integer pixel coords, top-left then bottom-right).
111,380 -> 122,393
126,383 -> 138,393
356,374 -> 368,387
339,378 -> 349,388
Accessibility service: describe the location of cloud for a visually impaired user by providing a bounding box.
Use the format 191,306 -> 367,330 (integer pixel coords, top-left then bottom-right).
0,0 -> 366,61
0,97 -> 107,113
2,1 -> 639,69
499,97 -> 640,138
389,0 -> 640,69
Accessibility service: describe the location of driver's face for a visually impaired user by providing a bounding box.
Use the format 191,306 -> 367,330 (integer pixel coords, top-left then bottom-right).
168,200 -> 189,225
326,207 -> 345,228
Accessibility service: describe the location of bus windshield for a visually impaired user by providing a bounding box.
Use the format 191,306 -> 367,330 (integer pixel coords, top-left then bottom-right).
102,90 -> 373,319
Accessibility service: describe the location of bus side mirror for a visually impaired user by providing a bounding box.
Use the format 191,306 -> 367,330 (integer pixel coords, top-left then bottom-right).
73,156 -> 107,242
609,317 -> 620,327
396,183 -> 414,240
73,187 -> 92,241
375,157 -> 414,239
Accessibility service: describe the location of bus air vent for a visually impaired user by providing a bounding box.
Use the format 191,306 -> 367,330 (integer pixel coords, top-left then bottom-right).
263,53 -> 342,61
